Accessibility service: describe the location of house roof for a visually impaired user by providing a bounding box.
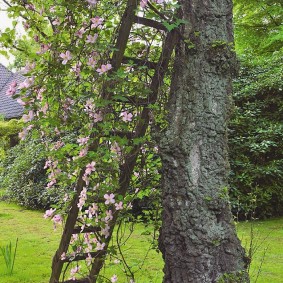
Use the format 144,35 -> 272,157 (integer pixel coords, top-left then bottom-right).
0,63 -> 24,119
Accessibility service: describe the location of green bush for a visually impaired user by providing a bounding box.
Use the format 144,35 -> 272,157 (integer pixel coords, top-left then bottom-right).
0,118 -> 23,162
229,53 -> 283,219
0,138 -> 64,209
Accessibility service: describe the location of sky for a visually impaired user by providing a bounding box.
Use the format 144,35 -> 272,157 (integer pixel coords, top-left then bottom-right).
0,2 -> 16,67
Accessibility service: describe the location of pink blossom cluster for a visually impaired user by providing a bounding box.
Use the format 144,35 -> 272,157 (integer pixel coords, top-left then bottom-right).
86,0 -> 97,6
90,16 -> 103,29
15,1 -> 167,280
83,98 -> 103,123
6,76 -> 34,97
45,158 -> 60,188
6,81 -> 18,96
71,62 -> 82,77
60,50 -> 72,65
75,27 -> 86,38
82,161 -> 96,185
44,208 -> 56,219
22,62 -> 36,74
70,266 -> 80,280
18,125 -> 33,140
111,275 -> 118,282
87,56 -> 97,68
22,110 -> 34,123
110,142 -> 122,157
37,43 -> 50,54
77,136 -> 89,146
52,18 -> 60,26
77,187 -> 88,210
85,202 -> 98,219
62,98 -> 75,111
44,208 -> 62,229
66,228 -> 106,262
86,34 -> 98,44
51,140 -> 65,151
85,161 -> 96,175
104,193 -> 115,205
52,214 -> 62,226
93,111 -> 103,122
96,63 -> 112,75
120,111 -> 133,122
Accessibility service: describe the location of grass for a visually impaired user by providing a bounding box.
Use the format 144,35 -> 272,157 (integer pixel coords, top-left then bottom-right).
237,218 -> 283,283
0,202 -> 61,283
0,201 -> 282,282
0,202 -> 163,283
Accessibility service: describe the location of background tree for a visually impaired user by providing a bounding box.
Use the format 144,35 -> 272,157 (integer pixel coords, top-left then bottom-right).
233,0 -> 283,56
158,0 -> 249,282
229,0 -> 283,219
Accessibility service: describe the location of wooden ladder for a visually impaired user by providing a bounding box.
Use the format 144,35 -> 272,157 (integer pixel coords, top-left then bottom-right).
49,1 -> 178,282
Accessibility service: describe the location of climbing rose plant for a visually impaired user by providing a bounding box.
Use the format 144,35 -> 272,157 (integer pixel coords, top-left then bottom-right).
3,0 -> 175,281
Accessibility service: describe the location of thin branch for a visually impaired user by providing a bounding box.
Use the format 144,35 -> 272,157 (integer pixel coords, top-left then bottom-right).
1,0 -> 48,38
147,1 -> 169,21
1,0 -> 12,8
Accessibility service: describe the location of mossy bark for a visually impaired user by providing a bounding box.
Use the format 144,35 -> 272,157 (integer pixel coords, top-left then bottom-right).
158,0 -> 249,282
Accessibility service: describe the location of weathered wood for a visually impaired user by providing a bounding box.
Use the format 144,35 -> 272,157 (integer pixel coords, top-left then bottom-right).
49,173 -> 86,283
88,29 -> 178,283
122,56 -> 158,69
50,1 -> 178,282
111,0 -> 138,71
61,251 -> 100,263
134,15 -> 167,31
50,1 -> 138,282
72,226 -> 101,234
62,279 -> 90,283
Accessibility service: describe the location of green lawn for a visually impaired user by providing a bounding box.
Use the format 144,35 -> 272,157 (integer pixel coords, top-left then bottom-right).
0,202 -> 163,283
0,201 -> 282,282
237,219 -> 283,283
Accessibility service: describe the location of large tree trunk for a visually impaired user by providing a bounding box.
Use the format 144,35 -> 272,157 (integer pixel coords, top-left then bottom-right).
158,0 -> 249,282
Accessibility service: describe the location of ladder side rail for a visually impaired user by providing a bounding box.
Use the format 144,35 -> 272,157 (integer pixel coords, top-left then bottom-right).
88,29 -> 179,283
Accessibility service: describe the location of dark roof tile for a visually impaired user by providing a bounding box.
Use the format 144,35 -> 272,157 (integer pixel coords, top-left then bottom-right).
0,63 -> 25,119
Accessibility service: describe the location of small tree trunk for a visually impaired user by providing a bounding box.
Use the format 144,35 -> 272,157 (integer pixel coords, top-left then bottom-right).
9,134 -> 19,147
158,0 -> 249,282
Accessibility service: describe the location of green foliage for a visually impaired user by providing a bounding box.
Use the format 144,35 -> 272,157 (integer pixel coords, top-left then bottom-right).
0,119 -> 23,137
1,202 -> 283,283
231,0 -> 283,219
233,0 -> 283,56
0,119 -> 23,160
0,138 -> 64,209
0,238 -> 18,275
130,144 -> 162,223
217,271 -> 249,283
229,53 -> 283,219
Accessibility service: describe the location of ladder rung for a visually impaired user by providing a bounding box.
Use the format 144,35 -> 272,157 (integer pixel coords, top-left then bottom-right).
134,16 -> 167,31
61,251 -> 100,263
62,278 -> 90,283
109,130 -> 134,138
114,96 -> 152,105
49,1 -> 177,282
123,56 -> 158,69
73,226 -> 101,234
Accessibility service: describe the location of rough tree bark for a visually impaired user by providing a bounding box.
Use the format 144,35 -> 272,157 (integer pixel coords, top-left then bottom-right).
158,0 -> 249,282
